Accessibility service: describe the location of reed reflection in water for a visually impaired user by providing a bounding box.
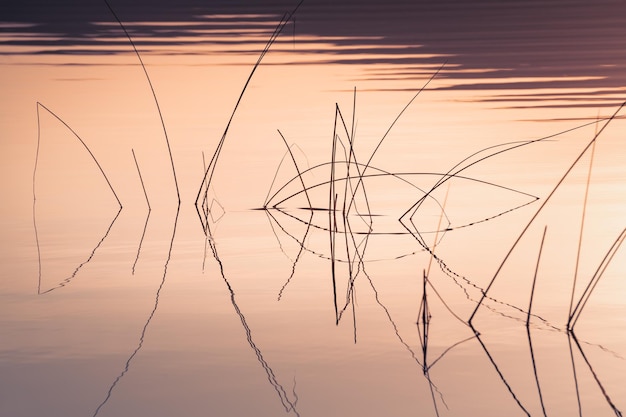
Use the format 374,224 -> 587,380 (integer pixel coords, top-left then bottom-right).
3,1 -> 626,416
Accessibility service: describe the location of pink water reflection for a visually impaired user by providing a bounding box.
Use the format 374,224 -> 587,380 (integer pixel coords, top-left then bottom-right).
1,2 -> 625,416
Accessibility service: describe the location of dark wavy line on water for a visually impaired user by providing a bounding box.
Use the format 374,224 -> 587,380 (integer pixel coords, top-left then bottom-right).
131,148 -> 151,275
38,208 -> 122,295
92,206 -> 179,417
275,130 -> 313,302
472,328 -> 532,416
570,331 -> 623,417
206,228 -> 300,416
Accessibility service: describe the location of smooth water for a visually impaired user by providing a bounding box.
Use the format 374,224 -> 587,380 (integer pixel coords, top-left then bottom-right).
1,1 -> 625,416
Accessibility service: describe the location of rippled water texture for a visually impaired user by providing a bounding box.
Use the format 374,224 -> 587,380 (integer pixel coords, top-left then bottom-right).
1,1 -> 625,416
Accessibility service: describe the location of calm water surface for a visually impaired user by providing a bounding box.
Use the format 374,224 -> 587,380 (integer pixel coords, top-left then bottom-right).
1,1 -> 625,416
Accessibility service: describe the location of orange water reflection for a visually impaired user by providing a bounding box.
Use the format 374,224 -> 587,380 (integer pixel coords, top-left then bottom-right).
1,3 -> 625,416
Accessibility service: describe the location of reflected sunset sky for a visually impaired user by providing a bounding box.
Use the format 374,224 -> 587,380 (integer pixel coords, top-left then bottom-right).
1,2 -> 625,416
